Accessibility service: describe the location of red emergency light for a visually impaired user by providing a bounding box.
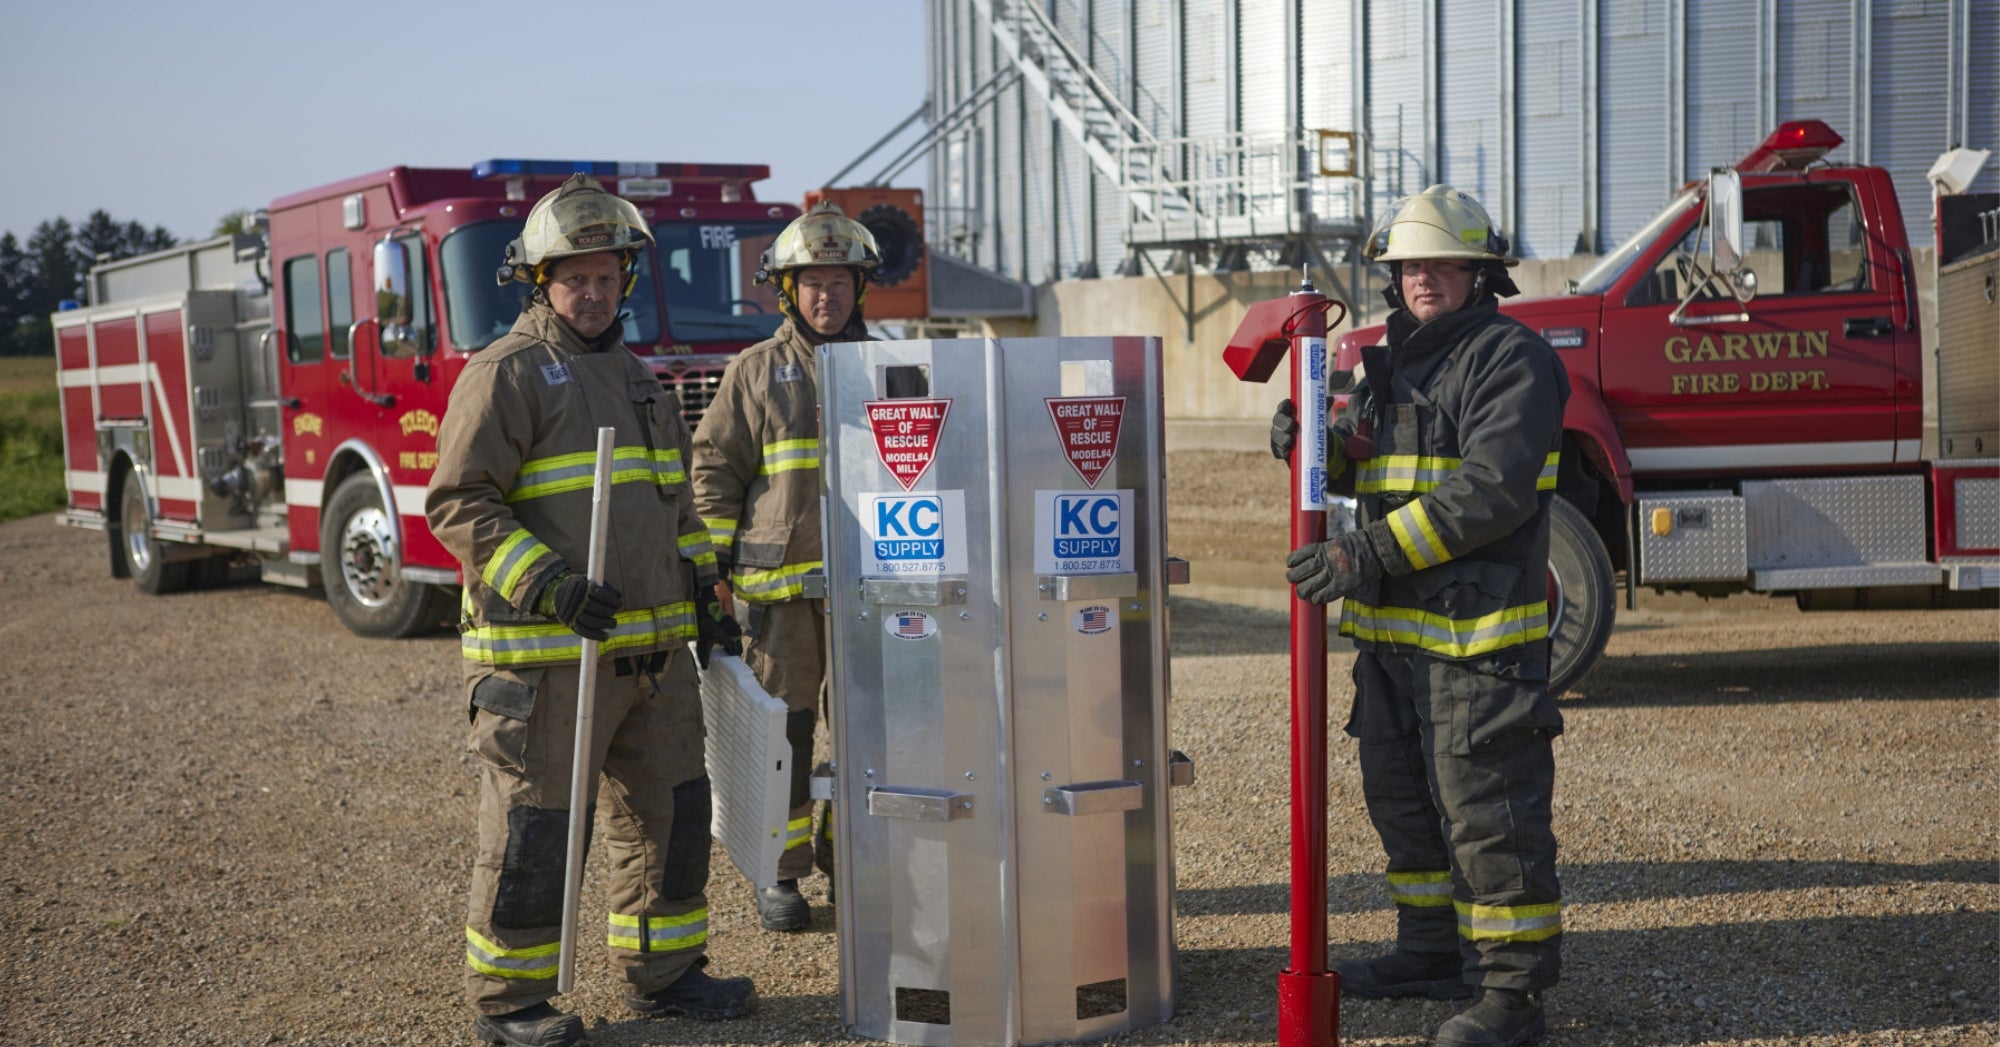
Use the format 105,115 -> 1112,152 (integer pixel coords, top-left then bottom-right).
1736,120 -> 1844,174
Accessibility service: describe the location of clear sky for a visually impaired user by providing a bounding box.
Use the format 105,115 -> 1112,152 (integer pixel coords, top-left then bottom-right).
1,0 -> 929,245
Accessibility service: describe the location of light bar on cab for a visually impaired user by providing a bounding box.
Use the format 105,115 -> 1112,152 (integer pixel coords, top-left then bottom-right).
472,159 -> 772,182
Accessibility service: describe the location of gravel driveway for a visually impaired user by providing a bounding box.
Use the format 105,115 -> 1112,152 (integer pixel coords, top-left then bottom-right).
2,450 -> 1994,1045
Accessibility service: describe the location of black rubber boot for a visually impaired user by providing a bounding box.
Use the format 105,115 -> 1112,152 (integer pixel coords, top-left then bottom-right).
1435,988 -> 1546,1047
756,879 -> 811,931
625,965 -> 757,1020
1336,949 -> 1472,1000
472,1002 -> 587,1046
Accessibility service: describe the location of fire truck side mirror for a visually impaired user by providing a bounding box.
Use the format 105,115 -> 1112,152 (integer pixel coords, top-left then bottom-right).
1707,168 -> 1753,303
372,238 -> 419,358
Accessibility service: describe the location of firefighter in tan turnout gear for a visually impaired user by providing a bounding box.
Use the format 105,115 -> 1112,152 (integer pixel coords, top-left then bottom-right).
427,174 -> 752,1047
1273,186 -> 1567,1047
690,201 -> 880,930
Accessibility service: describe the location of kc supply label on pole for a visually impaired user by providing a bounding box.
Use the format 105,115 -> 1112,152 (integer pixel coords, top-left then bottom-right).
1045,396 -> 1126,489
865,398 -> 951,490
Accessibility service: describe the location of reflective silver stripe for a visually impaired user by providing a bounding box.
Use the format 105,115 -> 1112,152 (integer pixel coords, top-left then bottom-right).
1387,870 -> 1453,907
464,927 -> 559,980
784,816 -> 812,850
481,529 -> 554,605
607,910 -> 708,951
1455,900 -> 1563,942
462,603 -> 698,665
1338,599 -> 1548,658
759,439 -> 819,475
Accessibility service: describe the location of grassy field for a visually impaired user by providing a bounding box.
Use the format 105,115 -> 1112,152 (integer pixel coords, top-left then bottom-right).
0,355 -> 65,524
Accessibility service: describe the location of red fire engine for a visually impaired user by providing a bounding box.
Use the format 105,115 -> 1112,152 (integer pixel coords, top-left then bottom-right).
54,159 -> 800,637
1336,122 -> 1999,695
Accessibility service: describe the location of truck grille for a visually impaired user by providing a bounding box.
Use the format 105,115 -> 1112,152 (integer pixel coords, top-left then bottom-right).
655,360 -> 728,426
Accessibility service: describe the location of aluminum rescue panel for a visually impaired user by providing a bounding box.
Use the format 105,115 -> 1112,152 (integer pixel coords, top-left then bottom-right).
819,336 -> 1174,1047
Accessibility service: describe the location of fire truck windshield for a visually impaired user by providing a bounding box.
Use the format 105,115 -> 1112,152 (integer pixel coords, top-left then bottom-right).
652,219 -> 789,343
1573,189 -> 1700,296
439,220 -> 664,350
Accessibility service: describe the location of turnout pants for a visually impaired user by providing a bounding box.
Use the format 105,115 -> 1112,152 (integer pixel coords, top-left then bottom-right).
742,597 -> 828,881
1348,649 -> 1563,992
462,649 -> 712,1016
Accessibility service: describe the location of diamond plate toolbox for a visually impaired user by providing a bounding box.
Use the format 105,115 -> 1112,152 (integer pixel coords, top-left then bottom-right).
1638,492 -> 1747,583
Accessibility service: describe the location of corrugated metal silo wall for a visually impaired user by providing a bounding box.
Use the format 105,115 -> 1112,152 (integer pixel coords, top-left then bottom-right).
1368,0 -> 1431,214
1975,1 -> 2000,195
1516,0 -> 1587,257
927,0 -> 1979,278
1093,0 -> 1134,269
1438,2 -> 1504,217
1871,2 -> 1951,237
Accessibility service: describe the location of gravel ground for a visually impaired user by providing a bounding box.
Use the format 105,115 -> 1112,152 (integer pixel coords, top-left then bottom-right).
2,449 -> 1995,1046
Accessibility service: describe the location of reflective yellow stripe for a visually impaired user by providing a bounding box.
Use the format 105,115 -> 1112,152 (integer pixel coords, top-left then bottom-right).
1387,869 -> 1454,907
461,601 -> 698,665
465,927 -> 559,980
1355,451 -> 1560,493
1455,899 -> 1562,942
1536,451 -> 1559,490
784,815 -> 812,851
703,517 -> 738,549
678,530 -> 716,568
607,909 -> 708,952
506,446 -> 685,502
733,561 -> 823,603
481,528 -> 554,606
759,438 -> 819,476
1338,599 -> 1549,658
1388,500 -> 1450,569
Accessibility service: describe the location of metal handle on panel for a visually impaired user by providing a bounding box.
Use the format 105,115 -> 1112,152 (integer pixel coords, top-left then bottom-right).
1169,750 -> 1196,787
866,786 -> 974,821
1042,779 -> 1144,816
799,568 -> 828,600
1036,572 -> 1138,601
859,576 -> 967,606
809,765 -> 835,802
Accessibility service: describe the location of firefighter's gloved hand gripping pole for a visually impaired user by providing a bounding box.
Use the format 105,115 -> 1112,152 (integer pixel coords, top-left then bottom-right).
1221,272 -> 1349,1047
557,426 -> 617,994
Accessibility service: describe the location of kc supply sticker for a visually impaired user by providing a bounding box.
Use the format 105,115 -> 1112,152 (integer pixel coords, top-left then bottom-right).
1045,396 -> 1125,488
862,490 -> 968,575
865,398 -> 951,490
1032,489 -> 1134,574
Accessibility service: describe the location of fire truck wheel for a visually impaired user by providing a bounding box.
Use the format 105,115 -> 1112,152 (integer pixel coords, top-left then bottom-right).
321,473 -> 450,638
1547,495 -> 1615,697
118,471 -> 189,595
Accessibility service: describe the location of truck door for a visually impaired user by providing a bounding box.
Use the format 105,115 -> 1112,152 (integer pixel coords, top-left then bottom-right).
1600,177 -> 1907,475
346,232 -> 451,569
274,241 -> 344,551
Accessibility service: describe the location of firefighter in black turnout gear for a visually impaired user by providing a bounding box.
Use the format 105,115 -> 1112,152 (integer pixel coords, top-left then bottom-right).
1273,185 -> 1568,1047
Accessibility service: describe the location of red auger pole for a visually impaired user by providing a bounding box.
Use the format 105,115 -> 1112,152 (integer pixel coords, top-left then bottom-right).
1220,277 -> 1346,1047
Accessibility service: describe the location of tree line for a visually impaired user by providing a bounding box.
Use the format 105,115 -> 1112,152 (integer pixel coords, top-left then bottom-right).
0,211 -> 180,356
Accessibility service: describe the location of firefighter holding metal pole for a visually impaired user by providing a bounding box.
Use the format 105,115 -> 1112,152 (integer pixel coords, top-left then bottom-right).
427,173 -> 751,1047
1273,185 -> 1568,1047
690,200 -> 880,931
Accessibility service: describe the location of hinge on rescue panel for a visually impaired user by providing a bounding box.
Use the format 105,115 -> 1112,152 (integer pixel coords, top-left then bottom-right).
798,567 -> 827,600
1166,556 -> 1191,585
858,576 -> 968,606
809,764 -> 836,802
866,785 -> 974,822
1037,572 -> 1138,601
1168,750 -> 1196,787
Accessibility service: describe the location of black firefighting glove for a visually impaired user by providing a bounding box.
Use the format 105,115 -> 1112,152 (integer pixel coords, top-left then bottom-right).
694,590 -> 743,670
536,570 -> 622,642
1270,398 -> 1300,461
1285,529 -> 1384,605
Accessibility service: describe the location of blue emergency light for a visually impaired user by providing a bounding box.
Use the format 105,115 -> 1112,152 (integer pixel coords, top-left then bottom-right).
472,159 -> 662,180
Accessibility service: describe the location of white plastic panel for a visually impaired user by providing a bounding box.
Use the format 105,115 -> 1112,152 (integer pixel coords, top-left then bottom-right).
698,651 -> 792,890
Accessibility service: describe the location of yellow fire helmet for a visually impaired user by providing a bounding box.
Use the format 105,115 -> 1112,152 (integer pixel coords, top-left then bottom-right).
498,173 -> 654,287
1364,184 -> 1518,267
756,200 -> 883,284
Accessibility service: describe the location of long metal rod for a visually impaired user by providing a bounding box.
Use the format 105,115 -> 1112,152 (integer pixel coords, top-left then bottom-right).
557,425 -> 617,994
825,102 -> 930,189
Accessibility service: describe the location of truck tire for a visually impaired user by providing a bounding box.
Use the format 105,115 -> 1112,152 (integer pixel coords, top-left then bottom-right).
320,473 -> 449,638
118,471 -> 189,595
1547,495 -> 1615,697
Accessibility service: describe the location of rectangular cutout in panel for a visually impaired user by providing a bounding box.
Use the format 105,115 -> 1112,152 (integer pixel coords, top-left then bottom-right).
883,364 -> 931,398
1060,359 -> 1112,396
896,987 -> 951,1025
1077,978 -> 1127,1019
